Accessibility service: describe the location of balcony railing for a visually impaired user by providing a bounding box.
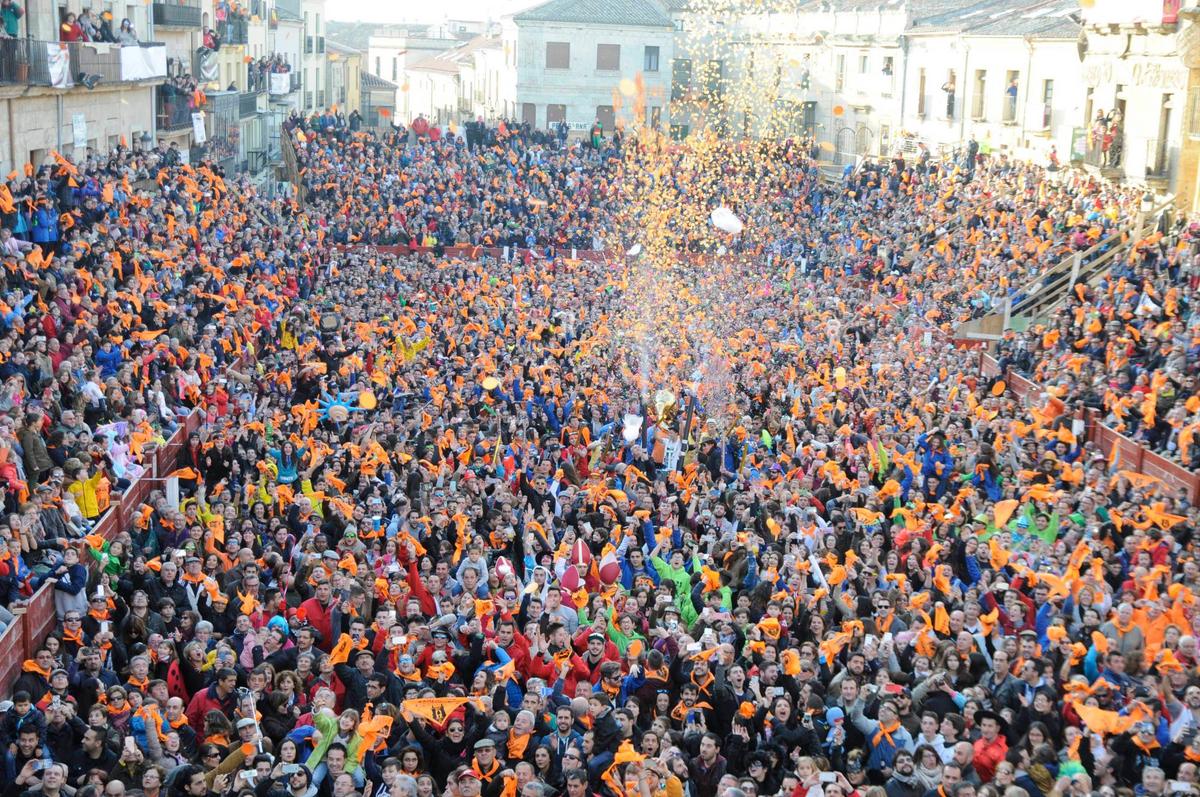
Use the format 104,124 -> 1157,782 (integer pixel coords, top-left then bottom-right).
239,90 -> 260,117
316,90 -> 325,108
0,40 -> 166,86
218,17 -> 249,45
317,36 -> 325,53
1084,131 -> 1124,170
304,91 -> 313,108
152,0 -> 202,28
291,72 -> 301,91
304,36 -> 313,54
156,86 -> 194,131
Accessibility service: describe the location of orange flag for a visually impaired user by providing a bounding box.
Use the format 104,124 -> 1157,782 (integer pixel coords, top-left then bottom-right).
401,697 -> 483,729
329,633 -> 355,666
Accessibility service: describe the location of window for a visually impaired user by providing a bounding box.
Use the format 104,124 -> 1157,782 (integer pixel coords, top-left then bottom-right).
858,54 -> 868,74
647,105 -> 661,127
1043,80 -> 1055,130
672,58 -> 692,100
972,69 -> 986,120
546,42 -> 569,69
917,68 -> 926,116
1004,70 -> 1019,122
522,102 -> 536,127
374,56 -> 379,75
547,104 -> 566,126
391,58 -> 397,81
669,124 -> 689,140
703,59 -> 723,99
596,105 -> 615,129
644,45 -> 660,72
883,56 -> 894,76
835,53 -> 845,91
597,44 -> 620,71
944,70 -> 956,119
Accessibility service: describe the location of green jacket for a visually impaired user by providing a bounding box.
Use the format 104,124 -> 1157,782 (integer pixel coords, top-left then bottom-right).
306,712 -> 361,773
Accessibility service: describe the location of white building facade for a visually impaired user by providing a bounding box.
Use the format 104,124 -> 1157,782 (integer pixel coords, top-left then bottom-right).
503,0 -> 674,133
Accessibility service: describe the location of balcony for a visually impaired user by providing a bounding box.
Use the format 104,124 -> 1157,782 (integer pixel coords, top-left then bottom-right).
152,0 -> 202,28
239,91 -> 260,118
218,17 -> 249,45
156,86 -> 195,131
0,40 -> 166,86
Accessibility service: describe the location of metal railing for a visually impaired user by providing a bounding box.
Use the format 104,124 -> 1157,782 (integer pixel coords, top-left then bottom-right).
156,86 -> 194,130
152,0 -> 202,28
239,90 -> 260,117
218,16 -> 248,45
971,195 -> 1174,336
2,40 -> 166,86
1084,133 -> 1124,170
304,36 -> 313,54
0,38 -> 52,85
317,89 -> 325,108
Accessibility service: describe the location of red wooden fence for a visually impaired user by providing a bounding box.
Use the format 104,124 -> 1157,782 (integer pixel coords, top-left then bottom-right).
981,354 -> 1199,501
0,411 -> 203,697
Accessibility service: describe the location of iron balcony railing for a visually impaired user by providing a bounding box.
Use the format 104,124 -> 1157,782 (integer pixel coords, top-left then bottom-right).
0,39 -> 166,86
156,85 -> 195,131
152,0 -> 202,28
239,90 -> 260,117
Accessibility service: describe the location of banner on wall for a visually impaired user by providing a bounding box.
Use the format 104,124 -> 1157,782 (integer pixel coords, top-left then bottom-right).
269,72 -> 291,95
119,45 -> 167,81
46,43 -> 72,88
72,114 -> 87,149
192,112 -> 207,145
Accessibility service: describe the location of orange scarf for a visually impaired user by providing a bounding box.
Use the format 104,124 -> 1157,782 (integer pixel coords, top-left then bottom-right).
62,627 -> 84,645
22,660 -> 51,678
1134,736 -> 1161,757
1184,748 -> 1200,763
472,758 -> 500,782
690,671 -> 715,696
670,701 -> 713,722
873,720 -> 901,748
89,608 -> 110,622
506,730 -> 531,760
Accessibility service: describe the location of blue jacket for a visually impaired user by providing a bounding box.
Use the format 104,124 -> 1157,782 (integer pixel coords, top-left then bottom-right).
31,207 -> 59,244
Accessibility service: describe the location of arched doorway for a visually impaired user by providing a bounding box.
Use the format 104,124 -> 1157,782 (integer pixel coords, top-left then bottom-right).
834,127 -> 855,165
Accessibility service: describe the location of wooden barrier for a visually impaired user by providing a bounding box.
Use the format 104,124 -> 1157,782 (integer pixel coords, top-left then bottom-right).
334,243 -> 610,261
980,355 -> 1199,501
0,410 -> 203,698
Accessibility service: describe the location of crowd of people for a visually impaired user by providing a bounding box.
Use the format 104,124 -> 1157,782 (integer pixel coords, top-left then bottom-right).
0,109 -> 1196,797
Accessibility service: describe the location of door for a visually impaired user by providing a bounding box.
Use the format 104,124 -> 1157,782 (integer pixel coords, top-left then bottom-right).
522,102 -> 536,127
835,127 -> 855,165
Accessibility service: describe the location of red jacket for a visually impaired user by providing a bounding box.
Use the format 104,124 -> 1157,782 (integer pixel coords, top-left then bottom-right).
528,650 -> 592,695
184,683 -> 234,730
299,597 -> 334,651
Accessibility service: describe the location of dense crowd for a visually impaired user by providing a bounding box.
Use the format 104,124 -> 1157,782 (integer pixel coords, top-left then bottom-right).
0,111 -> 1197,797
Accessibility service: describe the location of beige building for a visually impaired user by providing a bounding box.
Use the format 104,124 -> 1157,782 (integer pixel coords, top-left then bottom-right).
326,40 -> 361,115
0,0 -> 165,173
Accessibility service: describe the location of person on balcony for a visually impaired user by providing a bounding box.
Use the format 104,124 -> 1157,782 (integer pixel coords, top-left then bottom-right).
59,12 -> 85,42
116,18 -> 138,45
78,8 -> 100,42
1,0 -> 23,38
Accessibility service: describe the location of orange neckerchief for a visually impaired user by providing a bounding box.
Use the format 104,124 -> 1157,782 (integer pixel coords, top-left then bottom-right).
22,660 -> 51,678
89,608 -> 110,622
506,729 -> 532,760
877,611 -> 895,633
62,627 -> 84,645
690,670 -> 715,696
1185,748 -> 1200,763
472,758 -> 501,782
671,700 -> 714,722
874,720 -> 901,748
205,732 -> 230,747
1134,736 -> 1161,756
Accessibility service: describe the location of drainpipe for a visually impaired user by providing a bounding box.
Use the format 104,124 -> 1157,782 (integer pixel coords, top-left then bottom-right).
898,35 -> 908,133
958,41 -> 969,143
1021,35 -> 1033,150
56,93 -> 63,152
7,99 -> 15,170
148,1 -> 157,147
